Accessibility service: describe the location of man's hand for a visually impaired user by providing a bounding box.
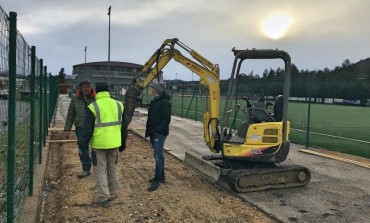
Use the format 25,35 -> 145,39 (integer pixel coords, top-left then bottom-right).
119,143 -> 126,152
63,130 -> 71,139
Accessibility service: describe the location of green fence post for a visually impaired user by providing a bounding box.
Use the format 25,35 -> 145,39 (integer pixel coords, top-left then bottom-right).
48,73 -> 51,125
306,72 -> 312,148
195,85 -> 198,121
52,76 -> 58,119
54,76 -> 59,113
49,73 -> 53,124
28,46 -> 36,196
43,66 -> 48,142
46,73 -> 49,127
7,11 -> 17,223
170,88 -> 173,113
181,86 -> 184,117
186,89 -> 196,119
146,87 -> 149,105
47,73 -> 49,115
39,60 -> 43,164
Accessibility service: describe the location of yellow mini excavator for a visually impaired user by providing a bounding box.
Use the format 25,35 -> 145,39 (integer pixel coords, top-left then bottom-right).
125,38 -> 311,192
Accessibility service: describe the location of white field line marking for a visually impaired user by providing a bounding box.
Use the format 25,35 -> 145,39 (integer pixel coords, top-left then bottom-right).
292,128 -> 370,144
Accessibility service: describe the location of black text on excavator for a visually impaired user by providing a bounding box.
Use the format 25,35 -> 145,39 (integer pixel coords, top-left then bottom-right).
125,38 -> 311,192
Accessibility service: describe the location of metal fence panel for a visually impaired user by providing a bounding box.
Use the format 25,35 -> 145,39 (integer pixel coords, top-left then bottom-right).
0,7 -> 57,223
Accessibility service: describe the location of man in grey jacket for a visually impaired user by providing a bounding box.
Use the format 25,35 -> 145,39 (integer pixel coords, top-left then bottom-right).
64,79 -> 96,178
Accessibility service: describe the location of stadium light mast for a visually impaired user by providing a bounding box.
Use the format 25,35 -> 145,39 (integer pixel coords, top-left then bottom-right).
84,46 -> 87,70
108,6 -> 111,85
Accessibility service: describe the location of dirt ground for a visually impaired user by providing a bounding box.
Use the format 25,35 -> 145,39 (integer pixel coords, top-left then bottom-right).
39,130 -> 276,223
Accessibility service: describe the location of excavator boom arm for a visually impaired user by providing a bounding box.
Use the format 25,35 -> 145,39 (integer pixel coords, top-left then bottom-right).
125,38 -> 221,152
172,51 -> 220,152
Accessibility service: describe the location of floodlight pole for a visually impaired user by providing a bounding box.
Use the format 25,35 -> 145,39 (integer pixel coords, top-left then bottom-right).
84,46 -> 87,70
108,6 -> 111,86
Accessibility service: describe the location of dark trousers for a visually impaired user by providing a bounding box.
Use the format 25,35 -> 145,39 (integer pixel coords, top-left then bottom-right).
76,127 -> 92,172
150,133 -> 167,179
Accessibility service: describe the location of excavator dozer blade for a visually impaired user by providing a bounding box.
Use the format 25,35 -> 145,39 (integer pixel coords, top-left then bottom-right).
184,152 -> 221,182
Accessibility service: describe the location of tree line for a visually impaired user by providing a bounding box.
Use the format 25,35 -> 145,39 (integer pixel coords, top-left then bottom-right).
220,59 -> 370,106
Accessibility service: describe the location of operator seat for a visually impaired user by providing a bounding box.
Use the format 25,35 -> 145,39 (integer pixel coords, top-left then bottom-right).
230,95 -> 284,144
254,101 -> 266,109
248,107 -> 275,123
247,96 -> 275,123
254,96 -> 266,109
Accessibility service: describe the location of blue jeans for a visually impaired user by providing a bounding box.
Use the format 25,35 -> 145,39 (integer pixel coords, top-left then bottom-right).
76,127 -> 92,172
150,134 -> 167,179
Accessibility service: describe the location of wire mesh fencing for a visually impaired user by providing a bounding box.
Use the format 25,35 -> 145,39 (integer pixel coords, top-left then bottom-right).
134,80 -> 370,159
0,7 -> 58,223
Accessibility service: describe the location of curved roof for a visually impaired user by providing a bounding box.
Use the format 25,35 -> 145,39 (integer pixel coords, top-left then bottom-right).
73,61 -> 143,68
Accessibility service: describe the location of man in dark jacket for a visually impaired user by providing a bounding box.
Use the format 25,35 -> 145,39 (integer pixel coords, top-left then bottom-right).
145,82 -> 171,191
64,79 -> 96,178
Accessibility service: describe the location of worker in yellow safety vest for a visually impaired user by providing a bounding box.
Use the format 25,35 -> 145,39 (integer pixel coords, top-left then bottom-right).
79,82 -> 128,208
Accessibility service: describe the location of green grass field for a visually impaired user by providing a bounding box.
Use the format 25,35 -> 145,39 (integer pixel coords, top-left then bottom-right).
142,95 -> 370,158
288,103 -> 370,158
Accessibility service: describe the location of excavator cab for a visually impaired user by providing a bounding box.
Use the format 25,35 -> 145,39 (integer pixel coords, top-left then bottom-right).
220,49 -> 292,163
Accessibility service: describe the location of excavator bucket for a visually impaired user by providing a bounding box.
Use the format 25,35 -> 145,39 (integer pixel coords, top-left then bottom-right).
124,86 -> 142,125
184,152 -> 221,182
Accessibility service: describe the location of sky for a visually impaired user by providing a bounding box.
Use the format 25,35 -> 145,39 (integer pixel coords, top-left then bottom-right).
1,0 -> 369,81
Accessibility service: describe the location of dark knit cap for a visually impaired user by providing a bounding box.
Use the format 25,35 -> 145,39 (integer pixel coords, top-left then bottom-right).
152,82 -> 165,94
95,82 -> 109,93
79,79 -> 91,87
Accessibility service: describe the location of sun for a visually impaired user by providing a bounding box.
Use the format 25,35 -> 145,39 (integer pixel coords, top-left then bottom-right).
262,13 -> 293,39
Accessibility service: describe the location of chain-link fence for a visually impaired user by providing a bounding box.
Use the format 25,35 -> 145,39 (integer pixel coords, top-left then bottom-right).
131,79 -> 370,160
0,8 -> 58,223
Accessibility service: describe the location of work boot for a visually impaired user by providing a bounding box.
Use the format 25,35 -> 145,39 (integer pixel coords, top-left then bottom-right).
109,194 -> 118,201
148,180 -> 161,192
91,196 -> 111,208
77,171 -> 91,178
92,200 -> 111,208
148,176 -> 165,183
98,200 -> 111,208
